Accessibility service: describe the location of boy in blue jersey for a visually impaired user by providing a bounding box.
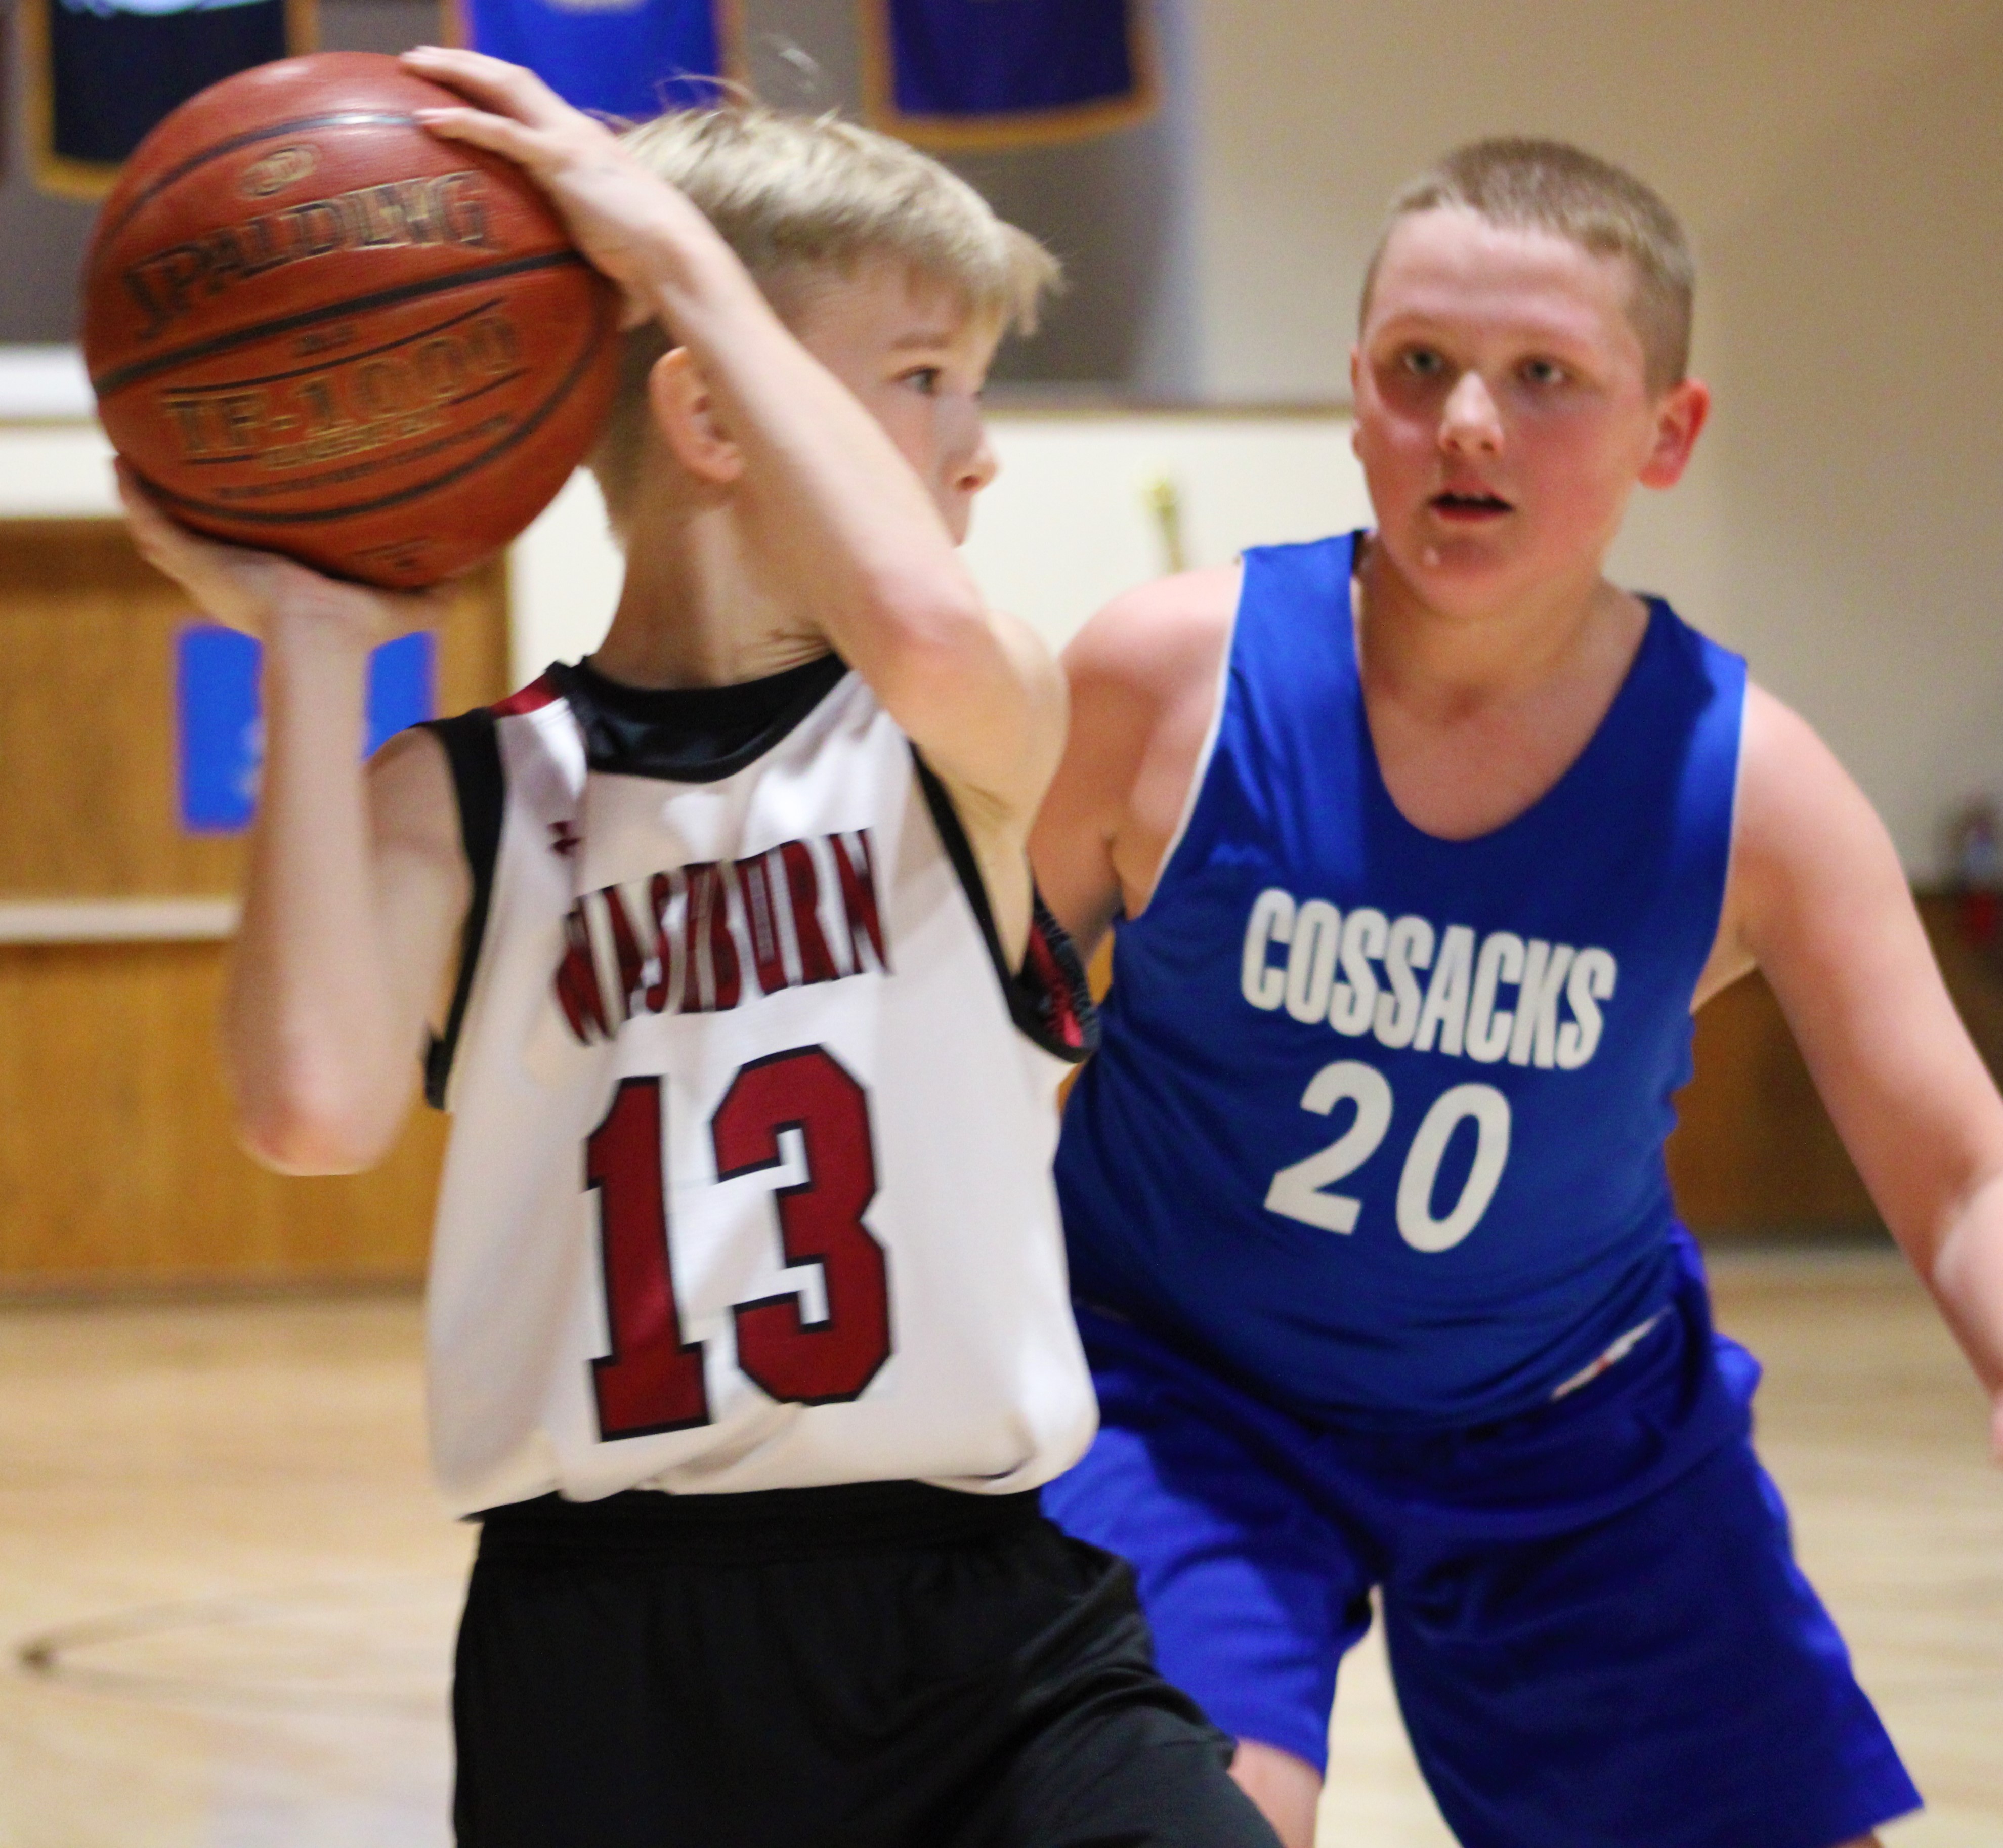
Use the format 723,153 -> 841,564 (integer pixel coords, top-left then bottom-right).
1030,138 -> 2003,1848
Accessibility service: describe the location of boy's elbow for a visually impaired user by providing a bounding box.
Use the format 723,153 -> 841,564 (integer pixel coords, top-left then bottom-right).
873,571 -> 1047,704
232,1068 -> 402,1176
867,565 -> 990,656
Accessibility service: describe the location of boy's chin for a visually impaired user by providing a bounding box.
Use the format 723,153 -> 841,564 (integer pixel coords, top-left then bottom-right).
1384,521 -> 1523,588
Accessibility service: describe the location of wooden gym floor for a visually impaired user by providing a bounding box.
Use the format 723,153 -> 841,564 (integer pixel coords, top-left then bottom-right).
0,1254 -> 1996,1846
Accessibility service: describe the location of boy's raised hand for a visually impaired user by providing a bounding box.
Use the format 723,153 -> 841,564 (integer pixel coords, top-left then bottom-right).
118,464 -> 450,649
402,47 -> 713,331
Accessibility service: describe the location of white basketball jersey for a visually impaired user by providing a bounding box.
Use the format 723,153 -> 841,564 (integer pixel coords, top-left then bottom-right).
422,662 -> 1097,1516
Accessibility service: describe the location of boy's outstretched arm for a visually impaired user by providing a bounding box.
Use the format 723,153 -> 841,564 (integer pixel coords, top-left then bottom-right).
1029,568 -> 1240,961
1721,684 -> 2003,1453
122,478 -> 466,1174
403,49 -> 1062,848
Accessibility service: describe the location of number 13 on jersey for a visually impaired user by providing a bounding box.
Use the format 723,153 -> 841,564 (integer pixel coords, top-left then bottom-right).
1265,1059 -> 1512,1253
583,1046 -> 892,1442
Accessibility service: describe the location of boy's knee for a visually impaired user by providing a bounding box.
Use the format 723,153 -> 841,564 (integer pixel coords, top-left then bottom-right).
1229,1739 -> 1320,1848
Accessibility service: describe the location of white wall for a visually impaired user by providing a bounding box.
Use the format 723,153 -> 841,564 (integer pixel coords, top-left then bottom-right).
0,385 -> 1369,691
1179,0 -> 2003,879
511,412 -> 1372,676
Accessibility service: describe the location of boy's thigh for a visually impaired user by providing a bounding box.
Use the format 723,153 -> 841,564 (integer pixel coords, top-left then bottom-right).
1042,1314 -> 1375,1775
452,1552 -> 685,1848
956,1534 -> 1283,1848
453,1510 -> 1280,1848
1385,1435 -> 1920,1848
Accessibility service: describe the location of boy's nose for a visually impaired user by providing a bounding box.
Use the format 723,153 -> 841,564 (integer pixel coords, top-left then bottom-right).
1439,371 -> 1504,452
956,431 -> 1000,497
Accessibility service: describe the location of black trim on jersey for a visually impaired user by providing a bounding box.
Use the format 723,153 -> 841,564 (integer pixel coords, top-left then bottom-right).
911,752 -> 1099,1064
473,1479 -> 1042,1563
549,652 -> 849,783
421,707 -> 505,1110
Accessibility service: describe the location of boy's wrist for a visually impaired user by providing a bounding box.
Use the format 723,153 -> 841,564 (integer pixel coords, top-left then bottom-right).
260,601 -> 382,685
627,207 -> 775,333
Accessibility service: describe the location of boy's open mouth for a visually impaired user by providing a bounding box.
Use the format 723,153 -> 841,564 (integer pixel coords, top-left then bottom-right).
1430,491 -> 1514,519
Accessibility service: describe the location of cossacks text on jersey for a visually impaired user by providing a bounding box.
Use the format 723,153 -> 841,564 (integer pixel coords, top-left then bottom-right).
1057,533 -> 1745,1425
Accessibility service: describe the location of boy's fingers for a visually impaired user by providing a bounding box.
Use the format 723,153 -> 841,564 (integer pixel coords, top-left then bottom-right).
118,468 -> 213,574
402,47 -> 573,129
119,461 -> 450,636
412,106 -> 554,168
120,482 -> 230,579
114,459 -> 171,532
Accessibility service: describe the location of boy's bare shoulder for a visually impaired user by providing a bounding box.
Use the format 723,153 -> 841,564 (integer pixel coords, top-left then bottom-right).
1733,682 -> 1883,876
1697,678 -> 1909,1005
1064,565 -> 1241,700
369,721 -> 462,851
367,722 -> 474,964
1032,566 -> 1244,941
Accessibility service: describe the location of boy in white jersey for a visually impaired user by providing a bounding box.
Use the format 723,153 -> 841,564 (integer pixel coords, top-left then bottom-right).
122,48 -> 1278,1848
1031,139 -> 2003,1848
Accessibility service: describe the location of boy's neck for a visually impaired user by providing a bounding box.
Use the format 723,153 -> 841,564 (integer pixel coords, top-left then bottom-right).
1354,539 -> 1640,717
590,500 -> 833,691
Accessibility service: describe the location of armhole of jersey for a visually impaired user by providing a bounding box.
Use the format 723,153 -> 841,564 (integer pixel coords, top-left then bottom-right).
1710,657 -> 1754,972
420,708 -> 505,1110
1138,574 -> 1242,915
911,751 -> 1100,1064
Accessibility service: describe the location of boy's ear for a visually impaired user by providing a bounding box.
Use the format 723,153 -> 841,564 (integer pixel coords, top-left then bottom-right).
1639,377 -> 1711,490
648,347 -> 744,486
1349,345 -> 1363,456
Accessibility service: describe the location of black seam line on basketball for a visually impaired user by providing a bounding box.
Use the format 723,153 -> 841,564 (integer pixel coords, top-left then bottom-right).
157,293 -> 510,396
94,113 -> 422,252
171,409 -> 506,498
129,298 -> 612,525
444,367 -> 531,411
91,251 -> 588,399
201,400 -> 507,496
145,281 -> 609,508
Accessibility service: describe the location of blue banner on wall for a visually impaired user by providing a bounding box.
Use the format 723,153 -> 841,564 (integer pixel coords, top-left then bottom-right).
26,0 -> 316,199
177,625 -> 435,833
860,0 -> 1156,150
457,0 -> 738,120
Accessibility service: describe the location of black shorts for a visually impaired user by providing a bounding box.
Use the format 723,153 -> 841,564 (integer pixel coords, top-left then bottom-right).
453,1481 -> 1280,1848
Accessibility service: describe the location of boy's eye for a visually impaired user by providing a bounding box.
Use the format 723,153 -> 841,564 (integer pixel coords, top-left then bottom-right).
1399,348 -> 1447,379
1520,357 -> 1568,387
901,367 -> 943,396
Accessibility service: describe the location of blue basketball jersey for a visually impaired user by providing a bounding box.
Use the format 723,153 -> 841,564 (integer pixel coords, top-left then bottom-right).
1056,532 -> 1746,1427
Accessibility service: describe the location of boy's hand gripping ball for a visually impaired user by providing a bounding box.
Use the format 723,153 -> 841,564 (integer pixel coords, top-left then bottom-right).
82,52 -> 620,589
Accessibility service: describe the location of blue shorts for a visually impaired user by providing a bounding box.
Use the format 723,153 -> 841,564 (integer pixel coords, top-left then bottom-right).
1044,1262 -> 1920,1848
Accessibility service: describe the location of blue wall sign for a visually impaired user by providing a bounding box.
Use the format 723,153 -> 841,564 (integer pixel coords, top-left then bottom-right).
176,625 -> 436,833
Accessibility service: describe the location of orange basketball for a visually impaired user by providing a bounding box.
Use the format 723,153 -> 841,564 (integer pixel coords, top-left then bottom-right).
81,52 -> 620,589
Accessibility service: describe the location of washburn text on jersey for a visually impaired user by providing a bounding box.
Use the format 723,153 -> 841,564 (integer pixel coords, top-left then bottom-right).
556,830 -> 888,1042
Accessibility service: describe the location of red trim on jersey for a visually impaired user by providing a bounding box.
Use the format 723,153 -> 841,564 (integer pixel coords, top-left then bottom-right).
1024,914 -> 1088,1055
493,674 -> 561,717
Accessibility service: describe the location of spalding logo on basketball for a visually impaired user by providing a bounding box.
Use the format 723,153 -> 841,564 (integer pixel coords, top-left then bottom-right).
82,53 -> 621,589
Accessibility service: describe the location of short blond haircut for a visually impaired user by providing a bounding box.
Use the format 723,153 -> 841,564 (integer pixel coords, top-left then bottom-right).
1362,137 -> 1694,393
591,107 -> 1060,530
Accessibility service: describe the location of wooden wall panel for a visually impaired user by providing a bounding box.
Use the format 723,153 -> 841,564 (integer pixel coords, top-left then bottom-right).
0,943 -> 447,1286
1668,896 -> 2003,1240
0,520 -> 508,897
0,519 -> 508,1290
1665,972 -> 1876,1235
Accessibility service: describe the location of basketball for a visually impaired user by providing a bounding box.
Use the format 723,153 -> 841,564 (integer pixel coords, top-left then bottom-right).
80,52 -> 621,589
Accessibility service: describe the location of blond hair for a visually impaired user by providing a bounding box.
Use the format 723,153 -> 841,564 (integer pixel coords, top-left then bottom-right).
592,106 -> 1060,529
1362,137 -> 1694,392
